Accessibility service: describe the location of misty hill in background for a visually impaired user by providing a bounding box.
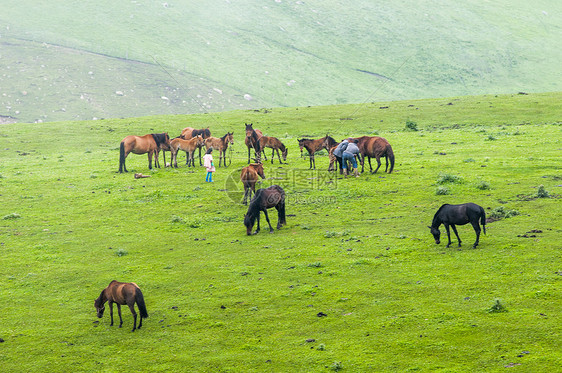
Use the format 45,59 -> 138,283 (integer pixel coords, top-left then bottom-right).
1,0 -> 561,123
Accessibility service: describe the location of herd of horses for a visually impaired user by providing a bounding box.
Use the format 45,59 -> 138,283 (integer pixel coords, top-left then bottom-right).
107,123 -> 489,331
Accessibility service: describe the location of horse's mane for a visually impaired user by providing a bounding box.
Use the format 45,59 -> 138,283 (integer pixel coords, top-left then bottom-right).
193,128 -> 211,138
249,130 -> 261,152
432,204 -> 450,227
220,133 -> 229,141
151,133 -> 168,147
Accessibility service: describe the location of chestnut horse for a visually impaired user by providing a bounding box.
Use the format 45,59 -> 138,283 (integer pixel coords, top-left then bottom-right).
119,133 -> 170,173
244,185 -> 286,235
94,280 -> 148,332
241,163 -> 266,205
259,136 -> 288,164
244,123 -> 263,163
297,134 -> 337,169
180,127 -> 211,165
354,136 -> 395,173
170,135 -> 204,167
204,132 -> 234,167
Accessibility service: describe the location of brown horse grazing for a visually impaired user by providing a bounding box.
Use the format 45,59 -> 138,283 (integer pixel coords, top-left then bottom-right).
204,132 -> 234,167
170,135 -> 204,168
429,203 -> 486,248
94,280 -> 148,332
258,136 -> 288,164
354,136 -> 395,174
244,123 -> 263,163
241,163 -> 266,205
244,185 -> 286,235
180,127 -> 211,165
297,134 -> 337,169
119,133 -> 170,173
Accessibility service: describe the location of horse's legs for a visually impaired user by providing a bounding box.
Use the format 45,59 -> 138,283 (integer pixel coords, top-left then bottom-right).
254,211 -> 261,234
444,224 -> 453,248
198,147 -> 203,166
128,303 -> 137,332
373,156 -> 382,174
154,150 -> 160,168
368,157 -> 374,173
116,303 -> 123,328
262,209 -> 274,233
470,221 -> 481,248
147,152 -> 153,170
243,186 -> 249,205
451,225 -> 462,247
109,301 -> 114,326
272,149 -> 275,164
247,146 -> 251,164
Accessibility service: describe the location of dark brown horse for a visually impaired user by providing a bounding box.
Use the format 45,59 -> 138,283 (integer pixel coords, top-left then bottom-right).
241,163 -> 266,205
180,127 -> 211,165
170,135 -> 205,167
297,134 -> 337,169
244,185 -> 286,235
354,136 -> 395,173
245,123 -> 263,163
204,132 -> 234,167
259,136 -> 288,164
119,133 -> 170,173
429,203 -> 486,248
94,280 -> 148,332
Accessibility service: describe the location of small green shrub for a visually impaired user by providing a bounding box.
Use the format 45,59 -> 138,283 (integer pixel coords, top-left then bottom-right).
435,186 -> 450,195
3,213 -> 21,220
489,206 -> 519,220
189,219 -> 202,228
308,262 -> 322,268
475,181 -> 491,190
405,119 -> 418,131
437,173 -> 463,184
330,361 -> 344,371
171,215 -> 184,223
463,158 -> 475,163
486,135 -> 497,141
115,248 -> 128,257
487,299 -> 507,313
535,185 -> 550,198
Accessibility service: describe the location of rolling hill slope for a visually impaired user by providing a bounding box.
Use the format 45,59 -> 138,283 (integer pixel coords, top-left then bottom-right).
1,0 -> 561,122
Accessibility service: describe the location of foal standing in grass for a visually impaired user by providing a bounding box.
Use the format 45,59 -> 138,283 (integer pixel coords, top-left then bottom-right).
94,280 -> 148,332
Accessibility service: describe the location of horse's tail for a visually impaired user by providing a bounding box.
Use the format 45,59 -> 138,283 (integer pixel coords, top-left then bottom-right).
386,144 -> 395,173
278,186 -> 287,225
480,207 -> 486,235
135,288 -> 149,319
119,141 -> 126,172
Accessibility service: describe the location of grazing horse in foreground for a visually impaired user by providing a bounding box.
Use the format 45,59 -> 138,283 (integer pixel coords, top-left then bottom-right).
429,203 -> 486,248
244,185 -> 286,235
119,133 -> 170,173
259,136 -> 288,164
245,123 -> 263,163
170,135 -> 204,167
241,163 -> 266,204
204,132 -> 234,167
354,136 -> 395,174
94,280 -> 148,332
297,134 -> 337,169
180,127 -> 211,165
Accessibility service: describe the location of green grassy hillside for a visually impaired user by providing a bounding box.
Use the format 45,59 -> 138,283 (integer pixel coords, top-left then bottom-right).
0,92 -> 561,371
1,1 -> 561,123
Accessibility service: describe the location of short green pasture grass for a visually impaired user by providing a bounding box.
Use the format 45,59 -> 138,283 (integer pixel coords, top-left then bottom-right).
0,93 -> 561,371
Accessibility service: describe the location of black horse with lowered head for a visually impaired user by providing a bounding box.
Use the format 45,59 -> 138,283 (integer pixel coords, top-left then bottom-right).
244,185 -> 286,235
429,203 -> 486,248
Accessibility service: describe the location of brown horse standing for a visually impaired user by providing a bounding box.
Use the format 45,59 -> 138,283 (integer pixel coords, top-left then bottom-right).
241,163 -> 266,205
244,185 -> 286,235
180,127 -> 211,165
245,123 -> 263,163
297,134 -> 337,169
94,280 -> 148,332
259,136 -> 288,164
354,136 -> 395,173
119,133 -> 170,173
204,132 -> 234,167
170,135 -> 204,167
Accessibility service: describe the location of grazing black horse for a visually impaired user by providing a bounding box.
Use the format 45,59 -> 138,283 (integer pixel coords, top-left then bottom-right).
244,185 -> 286,235
429,203 -> 486,248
